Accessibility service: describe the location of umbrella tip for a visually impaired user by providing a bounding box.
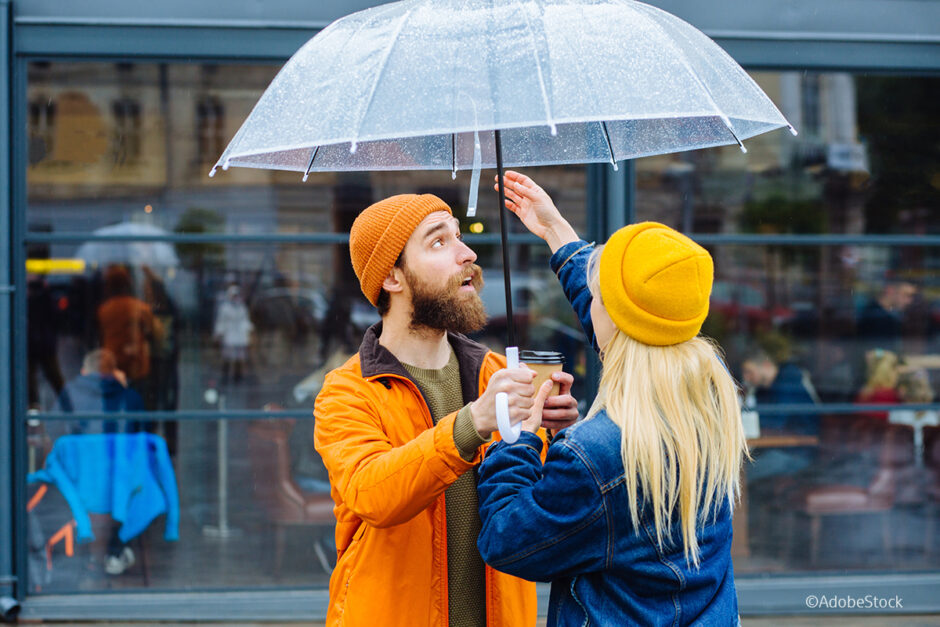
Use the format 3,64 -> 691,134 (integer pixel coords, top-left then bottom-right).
222,160 -> 230,171
550,123 -> 557,136
209,167 -> 217,178
739,144 -> 748,154
349,142 -> 358,154
788,125 -> 799,136
451,170 -> 457,181
611,161 -> 619,172
302,172 -> 310,182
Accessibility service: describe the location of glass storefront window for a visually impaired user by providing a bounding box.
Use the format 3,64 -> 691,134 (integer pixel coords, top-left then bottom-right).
23,60 -> 589,593
26,241 -> 589,414
700,244 -> 939,573
630,70 -> 940,575
26,416 -> 332,592
636,73 -> 938,237
19,59 -> 940,595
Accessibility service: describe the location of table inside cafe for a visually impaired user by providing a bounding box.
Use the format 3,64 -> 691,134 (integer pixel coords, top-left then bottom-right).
731,433 -> 820,560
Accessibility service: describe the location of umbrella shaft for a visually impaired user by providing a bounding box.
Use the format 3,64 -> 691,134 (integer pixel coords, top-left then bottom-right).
494,130 -> 515,348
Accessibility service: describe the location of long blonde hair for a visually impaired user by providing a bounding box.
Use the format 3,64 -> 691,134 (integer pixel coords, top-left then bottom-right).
861,349 -> 900,395
586,247 -> 748,567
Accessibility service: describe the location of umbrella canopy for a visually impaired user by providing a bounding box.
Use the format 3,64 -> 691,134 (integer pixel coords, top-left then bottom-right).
212,0 -> 793,177
211,0 -> 796,352
76,222 -> 180,269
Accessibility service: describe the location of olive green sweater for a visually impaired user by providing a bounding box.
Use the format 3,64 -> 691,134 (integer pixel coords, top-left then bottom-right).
402,349 -> 488,627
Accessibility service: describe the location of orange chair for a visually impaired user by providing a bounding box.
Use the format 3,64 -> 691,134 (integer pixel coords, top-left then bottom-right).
246,419 -> 335,575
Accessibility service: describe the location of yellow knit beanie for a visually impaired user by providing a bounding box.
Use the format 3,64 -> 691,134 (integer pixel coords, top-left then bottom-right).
599,222 -> 713,346
349,194 -> 453,306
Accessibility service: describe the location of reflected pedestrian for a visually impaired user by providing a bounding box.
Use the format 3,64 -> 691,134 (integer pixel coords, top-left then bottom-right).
27,272 -> 65,409
97,265 -> 163,410
213,284 -> 253,384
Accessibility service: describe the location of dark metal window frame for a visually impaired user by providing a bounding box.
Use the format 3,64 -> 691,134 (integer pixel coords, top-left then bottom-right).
5,13 -> 940,620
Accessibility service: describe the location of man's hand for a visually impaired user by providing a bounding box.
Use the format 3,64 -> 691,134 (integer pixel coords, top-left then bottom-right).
541,371 -> 579,432
495,170 -> 579,253
470,367 -> 537,439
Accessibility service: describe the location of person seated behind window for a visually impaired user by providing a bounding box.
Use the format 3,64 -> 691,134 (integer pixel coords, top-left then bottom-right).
741,349 -> 820,482
741,349 -> 820,434
856,279 -> 916,357
856,348 -> 902,421
54,348 -> 144,428
898,368 -> 934,406
53,347 -> 147,576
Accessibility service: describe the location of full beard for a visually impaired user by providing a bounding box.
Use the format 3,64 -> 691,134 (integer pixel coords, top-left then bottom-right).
406,264 -> 487,334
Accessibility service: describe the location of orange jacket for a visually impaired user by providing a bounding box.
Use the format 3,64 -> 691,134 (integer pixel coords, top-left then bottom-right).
314,325 -> 538,626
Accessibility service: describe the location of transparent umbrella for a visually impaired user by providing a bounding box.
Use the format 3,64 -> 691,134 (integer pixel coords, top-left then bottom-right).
212,0 -> 795,345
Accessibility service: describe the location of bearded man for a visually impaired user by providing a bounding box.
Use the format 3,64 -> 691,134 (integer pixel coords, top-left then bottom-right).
314,194 -> 579,627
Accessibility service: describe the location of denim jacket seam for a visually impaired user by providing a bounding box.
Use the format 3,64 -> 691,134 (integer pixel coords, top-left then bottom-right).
638,517 -> 685,627
486,503 -> 605,568
569,576 -> 590,627
563,429 -> 619,570
600,474 -> 626,494
559,438 -> 605,492
554,241 -> 595,276
604,491 -> 614,571
641,516 -> 687,590
506,440 -> 543,456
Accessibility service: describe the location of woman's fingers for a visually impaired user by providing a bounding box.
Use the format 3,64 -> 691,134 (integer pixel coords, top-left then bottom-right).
532,380 -> 553,415
517,380 -> 553,429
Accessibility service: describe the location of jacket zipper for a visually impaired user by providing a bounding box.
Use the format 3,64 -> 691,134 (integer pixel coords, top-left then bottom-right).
369,372 -> 448,624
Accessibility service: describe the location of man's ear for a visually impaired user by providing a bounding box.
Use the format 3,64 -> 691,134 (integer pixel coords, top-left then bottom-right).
382,266 -> 405,294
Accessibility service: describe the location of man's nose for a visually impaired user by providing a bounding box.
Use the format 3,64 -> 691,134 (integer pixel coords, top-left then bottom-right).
457,239 -> 477,264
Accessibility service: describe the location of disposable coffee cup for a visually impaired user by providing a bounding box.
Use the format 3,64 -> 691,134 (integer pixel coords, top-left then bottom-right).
520,350 -> 565,397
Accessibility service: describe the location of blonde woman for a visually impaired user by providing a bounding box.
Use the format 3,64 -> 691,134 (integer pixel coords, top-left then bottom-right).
476,171 -> 747,626
856,349 -> 902,420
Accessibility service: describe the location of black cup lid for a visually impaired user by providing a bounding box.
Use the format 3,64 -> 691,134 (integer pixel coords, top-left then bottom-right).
520,350 -> 565,364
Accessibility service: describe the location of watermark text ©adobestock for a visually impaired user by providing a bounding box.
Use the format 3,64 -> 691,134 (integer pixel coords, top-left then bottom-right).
804,594 -> 903,610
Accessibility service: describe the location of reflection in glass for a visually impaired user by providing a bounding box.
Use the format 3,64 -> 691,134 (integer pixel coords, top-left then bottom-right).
26,61 -> 590,238
709,243 -> 939,574
26,418 -> 332,592
27,240 -> 591,415
736,411 -> 940,574
636,73 -> 938,238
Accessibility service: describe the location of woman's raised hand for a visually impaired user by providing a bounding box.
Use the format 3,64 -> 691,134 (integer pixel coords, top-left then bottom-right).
495,170 -> 579,253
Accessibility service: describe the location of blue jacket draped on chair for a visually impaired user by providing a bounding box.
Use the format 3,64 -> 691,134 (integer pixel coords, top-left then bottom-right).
29,432 -> 180,544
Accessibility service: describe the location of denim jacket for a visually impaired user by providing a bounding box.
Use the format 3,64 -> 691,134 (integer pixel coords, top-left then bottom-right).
476,240 -> 738,626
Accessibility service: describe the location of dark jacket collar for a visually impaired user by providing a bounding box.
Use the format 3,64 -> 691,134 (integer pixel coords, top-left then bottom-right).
359,322 -> 491,406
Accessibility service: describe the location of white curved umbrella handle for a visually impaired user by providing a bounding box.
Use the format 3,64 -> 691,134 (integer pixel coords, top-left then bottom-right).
497,347 -> 522,443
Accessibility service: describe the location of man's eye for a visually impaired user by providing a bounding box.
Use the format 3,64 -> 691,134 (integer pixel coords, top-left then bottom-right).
431,239 -> 443,248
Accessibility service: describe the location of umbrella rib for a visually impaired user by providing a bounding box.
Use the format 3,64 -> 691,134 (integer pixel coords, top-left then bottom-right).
302,146 -> 320,182
349,6 -> 416,154
619,0 -> 748,152
521,0 -> 556,134
600,121 -> 618,169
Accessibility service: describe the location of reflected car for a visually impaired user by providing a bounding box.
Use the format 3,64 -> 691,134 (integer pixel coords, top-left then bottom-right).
709,280 -> 793,331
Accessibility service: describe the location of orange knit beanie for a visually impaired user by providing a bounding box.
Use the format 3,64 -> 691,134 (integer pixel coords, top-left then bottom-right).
349,194 -> 453,306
